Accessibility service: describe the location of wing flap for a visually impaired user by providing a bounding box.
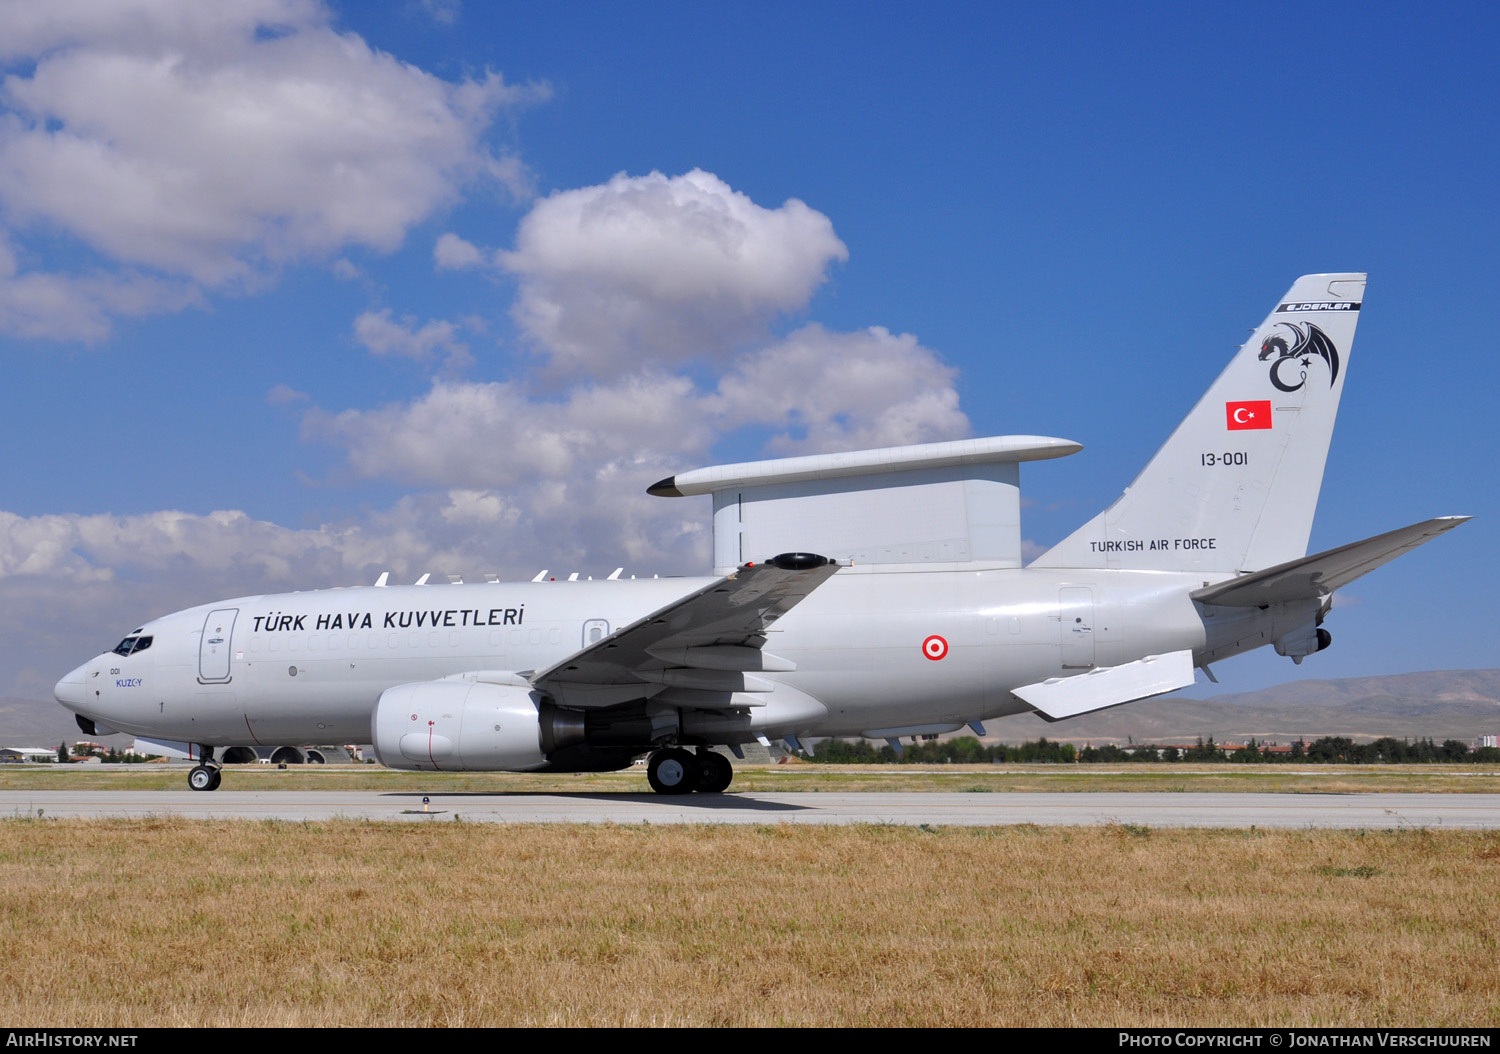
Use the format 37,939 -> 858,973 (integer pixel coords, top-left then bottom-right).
1192,516 -> 1470,608
1013,650 -> 1197,721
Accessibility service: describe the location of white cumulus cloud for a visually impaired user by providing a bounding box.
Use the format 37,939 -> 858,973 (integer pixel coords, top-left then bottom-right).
302,372 -> 716,489
0,261 -> 202,342
500,168 -> 848,374
352,309 -> 474,372
0,0 -> 547,337
714,324 -> 969,454
434,231 -> 485,271
300,323 -> 968,499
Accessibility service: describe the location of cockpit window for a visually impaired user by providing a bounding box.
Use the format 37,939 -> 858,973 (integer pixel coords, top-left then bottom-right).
111,635 -> 153,657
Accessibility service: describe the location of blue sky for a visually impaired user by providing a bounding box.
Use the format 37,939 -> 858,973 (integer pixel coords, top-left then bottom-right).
0,0 -> 1494,704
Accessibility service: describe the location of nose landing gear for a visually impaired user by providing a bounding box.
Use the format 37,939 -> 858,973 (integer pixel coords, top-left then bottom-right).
187,746 -> 222,792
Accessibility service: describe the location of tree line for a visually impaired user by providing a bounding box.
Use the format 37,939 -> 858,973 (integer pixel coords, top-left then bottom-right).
808,735 -> 1500,765
60,742 -> 159,764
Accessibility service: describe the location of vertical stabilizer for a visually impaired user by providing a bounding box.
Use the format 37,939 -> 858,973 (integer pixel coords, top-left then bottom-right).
1033,273 -> 1365,573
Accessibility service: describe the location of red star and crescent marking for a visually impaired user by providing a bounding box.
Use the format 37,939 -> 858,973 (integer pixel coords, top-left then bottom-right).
922,634 -> 948,661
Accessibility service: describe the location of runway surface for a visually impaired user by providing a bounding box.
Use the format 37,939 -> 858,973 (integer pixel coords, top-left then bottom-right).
4,790 -> 1500,827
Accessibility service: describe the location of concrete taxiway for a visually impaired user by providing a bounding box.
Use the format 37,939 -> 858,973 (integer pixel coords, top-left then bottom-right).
4,790 -> 1500,827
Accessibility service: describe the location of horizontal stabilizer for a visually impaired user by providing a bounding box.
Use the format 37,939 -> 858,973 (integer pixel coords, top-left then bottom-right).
1013,650 -> 1196,721
1191,516 -> 1470,608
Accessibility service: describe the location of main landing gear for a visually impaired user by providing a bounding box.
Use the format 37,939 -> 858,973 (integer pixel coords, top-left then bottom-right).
188,746 -> 222,792
646,747 -> 734,795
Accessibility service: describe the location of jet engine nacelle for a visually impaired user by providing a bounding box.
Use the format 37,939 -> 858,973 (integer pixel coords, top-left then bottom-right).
1273,623 -> 1333,665
372,678 -> 553,772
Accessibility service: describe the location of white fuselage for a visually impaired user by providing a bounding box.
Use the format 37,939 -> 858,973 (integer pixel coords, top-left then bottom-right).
54,563 -> 1298,750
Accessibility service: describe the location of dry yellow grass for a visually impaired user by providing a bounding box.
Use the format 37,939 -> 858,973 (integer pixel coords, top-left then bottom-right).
1,820 -> 1496,1026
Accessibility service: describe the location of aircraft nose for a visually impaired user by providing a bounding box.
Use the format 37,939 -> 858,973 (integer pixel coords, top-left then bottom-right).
54,663 -> 89,710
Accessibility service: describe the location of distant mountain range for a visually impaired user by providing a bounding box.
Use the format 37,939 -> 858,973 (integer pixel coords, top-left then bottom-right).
5,668 -> 1500,751
1002,668 -> 1500,746
0,696 -> 137,750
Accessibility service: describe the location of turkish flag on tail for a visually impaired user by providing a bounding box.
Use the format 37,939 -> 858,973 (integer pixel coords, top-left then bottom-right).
1225,400 -> 1273,430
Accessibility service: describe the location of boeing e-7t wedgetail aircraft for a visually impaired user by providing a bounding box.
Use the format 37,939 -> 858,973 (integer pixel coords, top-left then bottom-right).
54,274 -> 1467,794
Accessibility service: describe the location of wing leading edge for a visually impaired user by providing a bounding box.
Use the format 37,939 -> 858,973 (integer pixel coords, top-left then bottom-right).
531,553 -> 840,708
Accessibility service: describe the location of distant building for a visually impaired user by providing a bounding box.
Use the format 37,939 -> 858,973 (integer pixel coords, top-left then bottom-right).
0,746 -> 63,763
1133,741 -> 1298,756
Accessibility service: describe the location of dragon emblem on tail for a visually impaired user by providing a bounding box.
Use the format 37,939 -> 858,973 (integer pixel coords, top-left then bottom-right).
1259,322 -> 1340,393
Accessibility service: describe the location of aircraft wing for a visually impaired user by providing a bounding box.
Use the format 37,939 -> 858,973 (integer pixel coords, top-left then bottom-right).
1191,516 -> 1470,608
530,553 -> 839,708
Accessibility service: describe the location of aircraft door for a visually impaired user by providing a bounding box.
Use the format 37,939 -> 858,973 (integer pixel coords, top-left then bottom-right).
582,619 -> 609,648
199,608 -> 238,683
1059,588 -> 1095,669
